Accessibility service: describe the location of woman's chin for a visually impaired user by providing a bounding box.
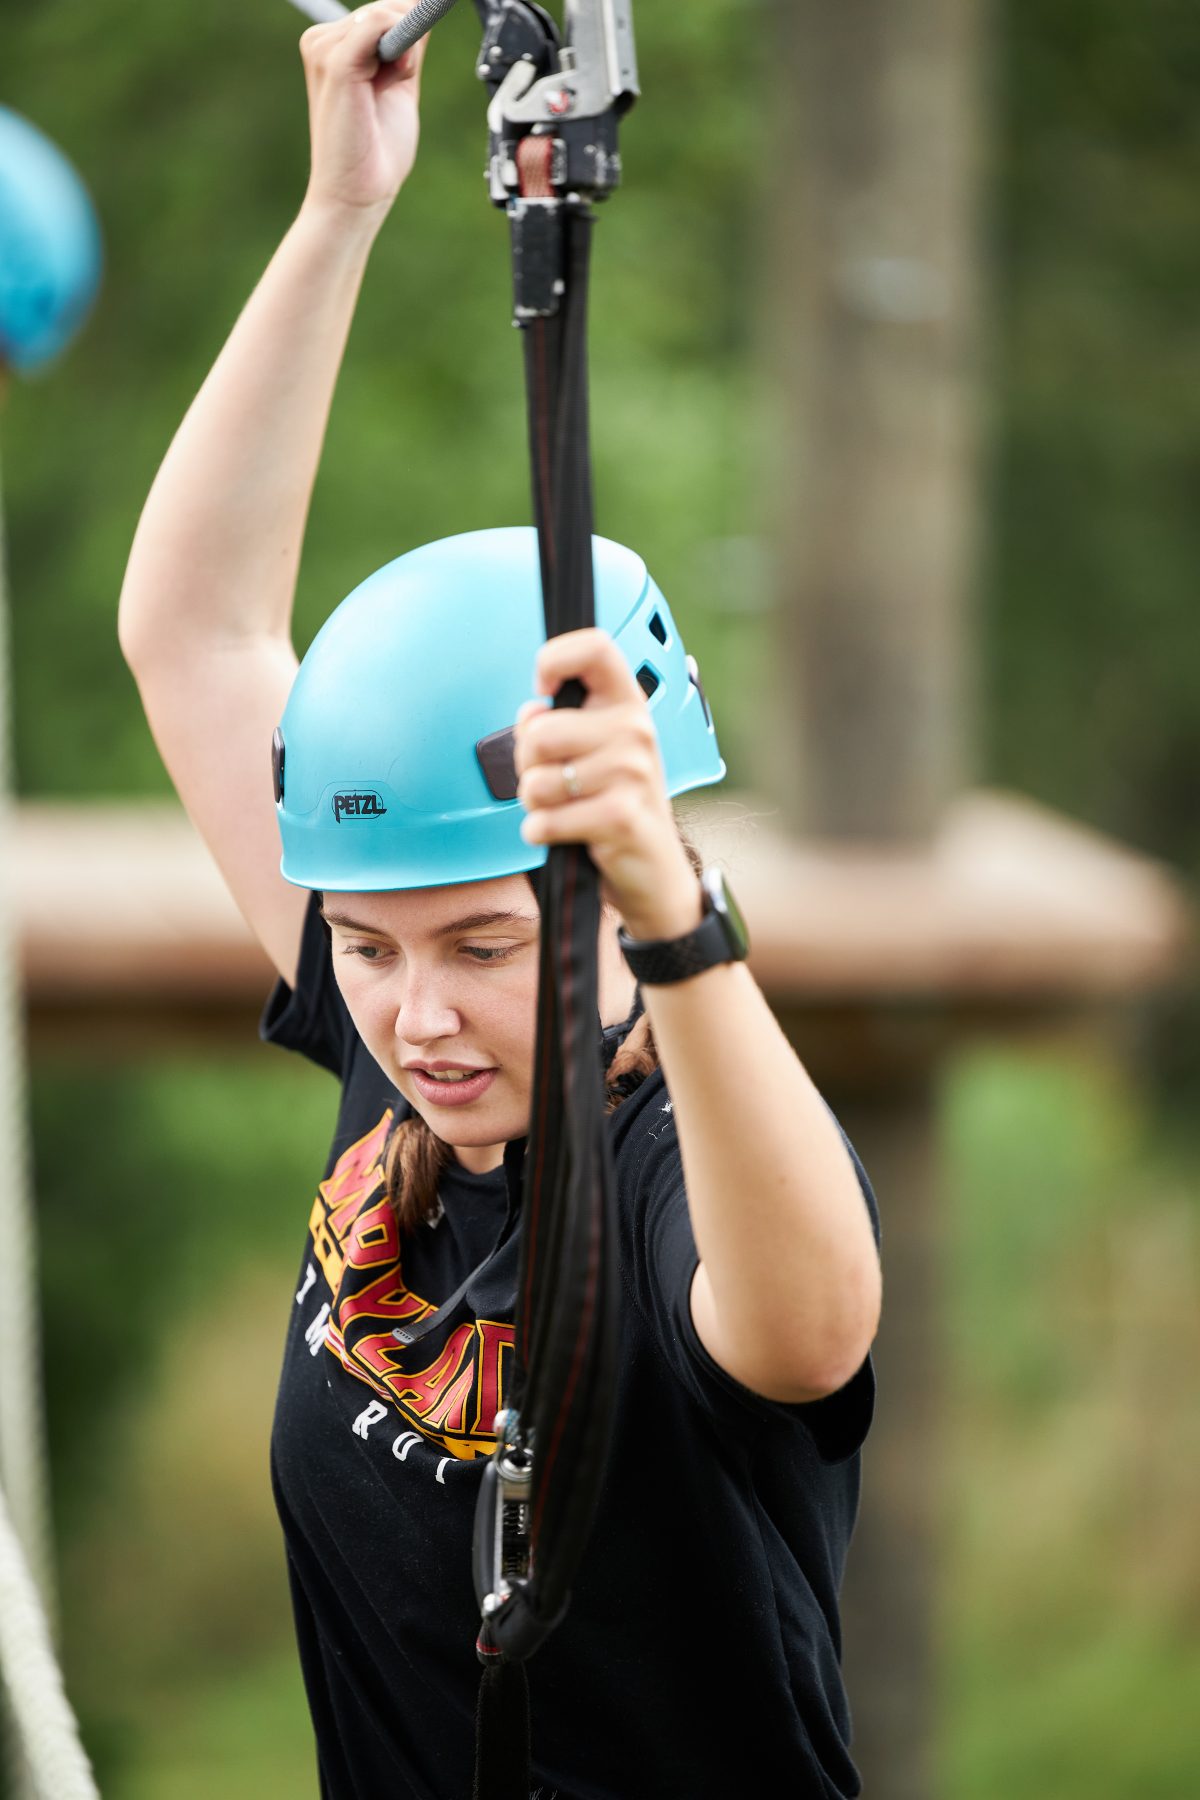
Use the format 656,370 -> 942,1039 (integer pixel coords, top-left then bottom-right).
410,1102 -> 529,1160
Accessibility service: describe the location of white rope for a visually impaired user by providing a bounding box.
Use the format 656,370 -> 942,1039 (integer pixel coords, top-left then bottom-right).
0,449 -> 50,1602
0,1482 -> 97,1799
0,449 -> 97,1795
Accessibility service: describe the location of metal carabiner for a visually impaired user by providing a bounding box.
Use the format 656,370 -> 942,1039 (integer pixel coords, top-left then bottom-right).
472,1409 -> 534,1616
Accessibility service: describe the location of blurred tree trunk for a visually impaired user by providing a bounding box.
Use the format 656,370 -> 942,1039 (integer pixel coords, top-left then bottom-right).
759,5 -> 987,1798
761,0 -> 985,840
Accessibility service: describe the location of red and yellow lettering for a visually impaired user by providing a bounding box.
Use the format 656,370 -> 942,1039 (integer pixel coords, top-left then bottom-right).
420,1362 -> 476,1433
344,1197 -> 399,1270
320,1113 -> 392,1240
308,1194 -> 345,1296
337,1270 -> 427,1329
386,1324 -> 475,1425
354,1330 -> 409,1382
475,1318 -> 514,1433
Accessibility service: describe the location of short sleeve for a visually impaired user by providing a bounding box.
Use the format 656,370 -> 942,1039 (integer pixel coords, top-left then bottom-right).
622,1083 -> 879,1464
259,890 -> 353,1080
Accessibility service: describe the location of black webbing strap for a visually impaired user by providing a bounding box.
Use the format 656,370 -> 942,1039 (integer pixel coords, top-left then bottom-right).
471,163 -> 620,1797
511,201 -> 620,1601
473,1655 -> 530,1800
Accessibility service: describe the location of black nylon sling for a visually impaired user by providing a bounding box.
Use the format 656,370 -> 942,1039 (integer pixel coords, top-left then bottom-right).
514,200 -> 620,1608
471,193 -> 622,1800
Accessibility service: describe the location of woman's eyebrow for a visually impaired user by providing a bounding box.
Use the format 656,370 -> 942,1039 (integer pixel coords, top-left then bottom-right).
318,906 -> 537,937
431,909 -> 539,937
319,909 -> 388,935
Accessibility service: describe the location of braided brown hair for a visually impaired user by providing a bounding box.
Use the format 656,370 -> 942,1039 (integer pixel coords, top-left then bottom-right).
380,834 -> 700,1235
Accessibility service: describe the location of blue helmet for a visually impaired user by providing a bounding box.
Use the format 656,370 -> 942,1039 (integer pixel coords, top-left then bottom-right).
275,528 -> 724,891
0,107 -> 102,373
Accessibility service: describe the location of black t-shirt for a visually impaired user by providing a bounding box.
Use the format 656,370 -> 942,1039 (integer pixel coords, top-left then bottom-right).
262,893 -> 880,1800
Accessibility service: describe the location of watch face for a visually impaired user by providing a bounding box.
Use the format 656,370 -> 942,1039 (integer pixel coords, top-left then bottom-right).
703,867 -> 750,959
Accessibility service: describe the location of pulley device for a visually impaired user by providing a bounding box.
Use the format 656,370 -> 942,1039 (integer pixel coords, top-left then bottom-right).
285,3 -> 640,1794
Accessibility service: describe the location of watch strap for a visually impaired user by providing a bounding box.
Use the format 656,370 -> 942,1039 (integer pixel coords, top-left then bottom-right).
617,869 -> 748,986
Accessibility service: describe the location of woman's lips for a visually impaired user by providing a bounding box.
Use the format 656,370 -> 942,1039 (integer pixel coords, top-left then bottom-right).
409,1067 -> 497,1107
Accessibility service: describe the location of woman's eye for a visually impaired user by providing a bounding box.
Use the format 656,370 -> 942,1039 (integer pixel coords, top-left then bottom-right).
343,943 -> 387,962
464,944 -> 518,963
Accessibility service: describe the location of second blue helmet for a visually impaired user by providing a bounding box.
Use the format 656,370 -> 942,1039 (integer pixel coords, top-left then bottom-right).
0,107 -> 102,373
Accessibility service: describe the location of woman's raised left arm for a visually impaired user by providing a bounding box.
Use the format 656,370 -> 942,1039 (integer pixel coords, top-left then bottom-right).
513,630 -> 882,1405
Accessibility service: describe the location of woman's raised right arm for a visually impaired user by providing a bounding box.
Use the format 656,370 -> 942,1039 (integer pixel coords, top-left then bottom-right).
118,3 -> 426,985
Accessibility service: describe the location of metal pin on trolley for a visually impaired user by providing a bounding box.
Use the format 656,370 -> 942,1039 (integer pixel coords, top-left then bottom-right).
476,1 -> 638,320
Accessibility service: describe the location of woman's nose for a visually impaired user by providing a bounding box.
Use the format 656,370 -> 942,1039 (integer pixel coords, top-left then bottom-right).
394,970 -> 461,1046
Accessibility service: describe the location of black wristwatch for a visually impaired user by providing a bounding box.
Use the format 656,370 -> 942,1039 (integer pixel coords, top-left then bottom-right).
617,867 -> 750,986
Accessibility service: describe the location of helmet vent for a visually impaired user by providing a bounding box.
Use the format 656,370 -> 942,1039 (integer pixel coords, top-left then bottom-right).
648,610 -> 668,645
636,665 -> 660,700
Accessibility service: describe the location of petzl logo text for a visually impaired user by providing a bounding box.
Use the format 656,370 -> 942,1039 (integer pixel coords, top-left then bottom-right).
332,792 -> 388,823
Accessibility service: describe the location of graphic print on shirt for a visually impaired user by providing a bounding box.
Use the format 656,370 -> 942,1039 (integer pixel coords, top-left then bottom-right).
300,1111 -> 513,1460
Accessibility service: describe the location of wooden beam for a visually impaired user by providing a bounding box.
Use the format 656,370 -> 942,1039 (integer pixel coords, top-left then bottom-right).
14,795 -> 1188,1015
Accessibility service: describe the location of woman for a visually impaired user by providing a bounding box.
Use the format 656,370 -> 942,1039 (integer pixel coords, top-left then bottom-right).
118,7 -> 883,1797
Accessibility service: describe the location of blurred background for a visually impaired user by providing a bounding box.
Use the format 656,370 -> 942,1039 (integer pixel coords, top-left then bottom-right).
2,0 -> 1199,1795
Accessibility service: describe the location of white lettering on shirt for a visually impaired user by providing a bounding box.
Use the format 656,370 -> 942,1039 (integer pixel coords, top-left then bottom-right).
352,1401 -> 389,1439
305,1303 -> 331,1355
648,1100 -> 675,1141
295,1262 -> 318,1306
392,1432 -> 421,1462
435,1458 -> 450,1485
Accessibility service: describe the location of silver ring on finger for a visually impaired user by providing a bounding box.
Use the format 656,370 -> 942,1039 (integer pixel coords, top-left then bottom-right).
561,761 -> 582,801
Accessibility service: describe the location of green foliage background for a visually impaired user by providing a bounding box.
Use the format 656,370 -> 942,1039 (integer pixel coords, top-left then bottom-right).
3,0 -> 1200,1795
4,0 -> 767,793
983,0 -> 1200,888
